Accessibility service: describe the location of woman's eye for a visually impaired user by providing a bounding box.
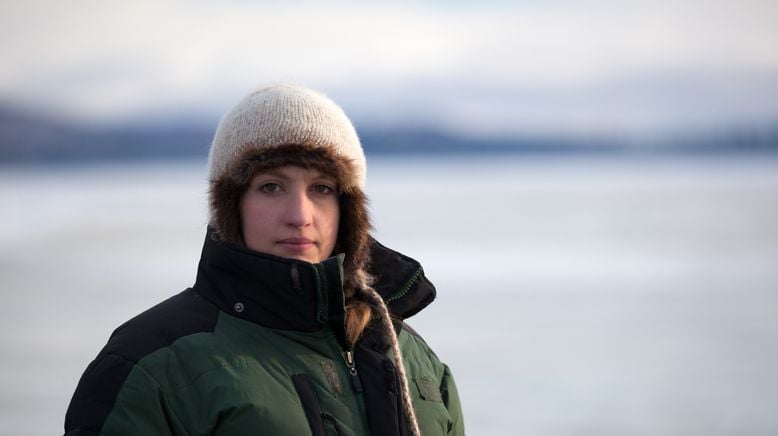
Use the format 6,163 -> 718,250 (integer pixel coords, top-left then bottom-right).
259,183 -> 281,193
312,184 -> 335,194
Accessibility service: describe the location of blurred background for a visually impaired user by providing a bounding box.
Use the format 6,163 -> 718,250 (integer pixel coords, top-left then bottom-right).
2,0 -> 778,435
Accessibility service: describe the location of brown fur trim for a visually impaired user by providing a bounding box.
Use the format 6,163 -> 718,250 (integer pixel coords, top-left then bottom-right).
208,143 -> 372,299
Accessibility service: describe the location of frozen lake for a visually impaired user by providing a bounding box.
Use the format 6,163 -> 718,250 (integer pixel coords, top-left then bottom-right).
2,154 -> 778,435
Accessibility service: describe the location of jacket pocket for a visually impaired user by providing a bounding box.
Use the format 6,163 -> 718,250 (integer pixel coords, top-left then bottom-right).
291,374 -> 327,436
415,377 -> 443,402
413,377 -> 452,435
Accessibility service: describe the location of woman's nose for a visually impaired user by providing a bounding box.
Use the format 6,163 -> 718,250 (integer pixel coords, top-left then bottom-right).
285,189 -> 313,227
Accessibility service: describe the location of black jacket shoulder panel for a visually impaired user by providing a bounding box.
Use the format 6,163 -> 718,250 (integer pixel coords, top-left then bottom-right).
65,289 -> 219,435
103,288 -> 220,363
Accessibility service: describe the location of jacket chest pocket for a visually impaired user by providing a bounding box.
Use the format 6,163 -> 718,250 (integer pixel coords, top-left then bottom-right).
292,374 -> 344,436
413,377 -> 454,436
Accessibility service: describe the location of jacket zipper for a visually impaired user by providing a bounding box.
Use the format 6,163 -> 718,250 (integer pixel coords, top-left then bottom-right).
341,350 -> 363,393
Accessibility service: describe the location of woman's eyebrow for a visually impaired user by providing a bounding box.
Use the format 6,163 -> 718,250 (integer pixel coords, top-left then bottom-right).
251,170 -> 334,183
312,174 -> 336,183
252,169 -> 290,180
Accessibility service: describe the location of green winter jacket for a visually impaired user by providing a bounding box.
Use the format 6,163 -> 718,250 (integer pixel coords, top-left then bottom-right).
64,231 -> 465,435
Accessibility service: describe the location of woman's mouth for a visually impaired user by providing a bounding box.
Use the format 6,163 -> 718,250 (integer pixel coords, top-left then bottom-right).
277,238 -> 316,252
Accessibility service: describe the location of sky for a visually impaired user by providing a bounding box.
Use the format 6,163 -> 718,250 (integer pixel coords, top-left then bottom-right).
1,0 -> 777,138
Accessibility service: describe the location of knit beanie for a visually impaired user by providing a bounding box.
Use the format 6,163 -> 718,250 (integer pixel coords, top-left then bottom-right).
208,83 -> 366,188
206,84 -> 421,436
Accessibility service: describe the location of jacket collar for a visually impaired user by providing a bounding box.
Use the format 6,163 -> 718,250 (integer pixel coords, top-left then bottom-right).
192,228 -> 436,332
368,238 -> 436,320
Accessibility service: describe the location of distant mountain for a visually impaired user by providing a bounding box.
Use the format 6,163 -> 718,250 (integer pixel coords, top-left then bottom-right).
1,104 -> 777,163
0,105 -> 214,162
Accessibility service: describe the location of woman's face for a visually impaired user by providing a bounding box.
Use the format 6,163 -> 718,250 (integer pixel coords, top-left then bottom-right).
240,165 -> 340,263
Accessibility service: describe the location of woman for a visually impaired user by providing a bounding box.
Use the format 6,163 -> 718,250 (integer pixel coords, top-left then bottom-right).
64,84 -> 465,436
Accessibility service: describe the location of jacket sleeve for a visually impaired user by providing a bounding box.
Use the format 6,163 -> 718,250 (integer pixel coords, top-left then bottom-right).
64,353 -> 178,436
441,364 -> 465,436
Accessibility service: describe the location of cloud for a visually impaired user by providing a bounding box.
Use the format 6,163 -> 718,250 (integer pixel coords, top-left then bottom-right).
1,0 -> 777,134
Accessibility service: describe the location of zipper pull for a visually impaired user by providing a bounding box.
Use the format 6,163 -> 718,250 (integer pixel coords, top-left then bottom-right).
342,351 -> 363,393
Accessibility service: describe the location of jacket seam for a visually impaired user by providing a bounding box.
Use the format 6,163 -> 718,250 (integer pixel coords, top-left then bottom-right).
386,267 -> 422,303
103,353 -> 193,436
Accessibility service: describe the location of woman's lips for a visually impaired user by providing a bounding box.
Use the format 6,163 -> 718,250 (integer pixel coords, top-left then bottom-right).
277,238 -> 315,252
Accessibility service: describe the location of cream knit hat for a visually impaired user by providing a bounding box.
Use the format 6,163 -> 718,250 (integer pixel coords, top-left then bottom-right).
207,84 -> 366,188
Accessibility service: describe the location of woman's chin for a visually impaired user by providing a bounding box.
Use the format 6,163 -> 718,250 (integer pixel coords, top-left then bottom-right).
275,244 -> 322,263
